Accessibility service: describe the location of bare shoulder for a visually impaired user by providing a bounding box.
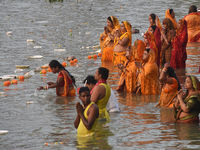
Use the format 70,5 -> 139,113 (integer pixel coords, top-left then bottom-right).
93,84 -> 105,92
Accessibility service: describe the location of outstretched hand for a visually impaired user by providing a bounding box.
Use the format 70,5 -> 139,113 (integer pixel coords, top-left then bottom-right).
37,86 -> 44,90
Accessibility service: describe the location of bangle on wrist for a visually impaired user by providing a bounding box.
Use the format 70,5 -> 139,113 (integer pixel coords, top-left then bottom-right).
162,68 -> 167,72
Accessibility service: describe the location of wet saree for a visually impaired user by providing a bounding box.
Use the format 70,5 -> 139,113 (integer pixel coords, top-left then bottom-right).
165,9 -> 177,30
171,19 -> 188,69
56,70 -> 76,97
116,40 -> 146,92
183,12 -> 200,43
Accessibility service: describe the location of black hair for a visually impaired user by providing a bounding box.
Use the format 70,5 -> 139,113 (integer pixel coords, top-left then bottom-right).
150,14 -> 156,23
166,67 -> 181,90
169,9 -> 173,14
150,25 -> 157,33
98,67 -> 109,80
189,5 -> 197,14
145,48 -> 150,53
107,16 -> 113,25
79,87 -> 90,95
49,60 -> 76,87
83,75 -> 97,85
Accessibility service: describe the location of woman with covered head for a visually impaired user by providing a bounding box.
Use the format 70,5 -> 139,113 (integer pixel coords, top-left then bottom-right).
116,40 -> 146,92
100,16 -> 120,61
183,5 -> 200,43
165,9 -> 177,30
174,75 -> 200,123
149,25 -> 162,67
143,32 -> 160,67
148,13 -> 162,32
135,48 -> 159,95
161,18 -> 176,66
112,21 -> 132,65
156,62 -> 181,107
170,19 -> 188,69
38,60 -> 76,97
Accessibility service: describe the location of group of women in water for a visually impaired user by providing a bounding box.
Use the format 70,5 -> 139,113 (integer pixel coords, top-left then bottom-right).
99,5 -> 200,123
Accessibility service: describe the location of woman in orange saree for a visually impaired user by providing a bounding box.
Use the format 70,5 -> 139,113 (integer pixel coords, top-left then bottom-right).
156,62 -> 181,107
100,16 -> 120,61
165,9 -> 177,30
148,13 -> 162,32
174,75 -> 200,123
143,32 -> 159,67
183,5 -> 200,43
116,40 -> 146,92
161,18 -> 176,66
135,49 -> 159,95
113,21 -> 132,65
149,25 -> 162,67
38,60 -> 76,97
170,19 -> 188,69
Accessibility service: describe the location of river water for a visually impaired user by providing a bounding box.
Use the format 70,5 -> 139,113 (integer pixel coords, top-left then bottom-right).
0,0 -> 200,149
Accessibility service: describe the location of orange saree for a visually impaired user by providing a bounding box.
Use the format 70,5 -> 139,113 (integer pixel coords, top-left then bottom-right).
148,15 -> 163,32
145,32 -> 159,67
165,9 -> 177,30
156,78 -> 178,107
100,16 -> 120,61
113,21 -> 132,65
56,70 -> 76,97
184,12 -> 200,43
139,49 -> 159,95
116,40 -> 146,92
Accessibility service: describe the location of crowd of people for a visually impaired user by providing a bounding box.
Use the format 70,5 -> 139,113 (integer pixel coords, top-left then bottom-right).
38,5 -> 200,137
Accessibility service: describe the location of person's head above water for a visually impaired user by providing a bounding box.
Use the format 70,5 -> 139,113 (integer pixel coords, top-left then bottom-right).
79,87 -> 91,106
94,67 -> 109,81
83,75 -> 97,91
188,5 -> 197,14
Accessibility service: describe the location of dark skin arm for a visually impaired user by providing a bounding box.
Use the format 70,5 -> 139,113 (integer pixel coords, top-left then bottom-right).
91,85 -> 106,104
76,102 -> 99,130
74,105 -> 81,129
177,89 -> 190,113
159,62 -> 173,84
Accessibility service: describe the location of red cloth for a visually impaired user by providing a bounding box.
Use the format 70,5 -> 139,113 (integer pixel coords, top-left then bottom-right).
58,71 -> 73,87
90,79 -> 107,94
170,19 -> 188,69
153,26 -> 162,67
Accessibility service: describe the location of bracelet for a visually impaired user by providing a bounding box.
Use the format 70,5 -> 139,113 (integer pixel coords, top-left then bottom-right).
162,68 -> 167,72
43,85 -> 49,90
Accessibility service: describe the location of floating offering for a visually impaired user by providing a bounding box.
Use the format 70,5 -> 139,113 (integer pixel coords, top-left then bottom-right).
2,81 -> 11,86
70,60 -> 74,64
98,53 -> 102,57
92,45 -> 100,49
74,59 -> 78,63
95,49 -> 101,53
0,76 -> 13,81
14,69 -> 23,73
26,101 -> 33,104
33,46 -> 42,49
93,55 -> 97,58
47,68 -> 52,72
86,47 -> 90,49
0,92 -> 5,95
18,75 -> 25,81
54,49 -> 66,52
88,55 -> 92,59
27,39 -> 35,42
15,65 -> 30,69
0,130 -> 9,135
6,31 -> 12,35
29,55 -> 43,59
41,64 -> 49,69
40,69 -> 47,74
62,62 -> 67,67
85,32 -> 90,35
11,79 -> 18,84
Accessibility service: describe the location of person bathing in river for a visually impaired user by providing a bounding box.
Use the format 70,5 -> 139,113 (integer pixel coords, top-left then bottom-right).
83,75 -> 120,113
100,16 -> 120,61
174,76 -> 200,123
74,87 -> 99,136
38,60 -> 76,97
112,21 -> 132,65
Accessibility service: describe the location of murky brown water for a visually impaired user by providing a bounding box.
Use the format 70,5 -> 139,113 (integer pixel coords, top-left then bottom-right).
0,0 -> 200,149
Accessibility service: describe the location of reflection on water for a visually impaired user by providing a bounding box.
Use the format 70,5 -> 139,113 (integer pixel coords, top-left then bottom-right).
0,0 -> 200,149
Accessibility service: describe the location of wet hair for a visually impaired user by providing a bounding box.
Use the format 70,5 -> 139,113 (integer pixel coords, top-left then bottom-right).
98,67 -> 109,80
188,5 -> 197,14
150,14 -> 156,23
79,87 -> 90,95
145,48 -> 150,53
83,75 -> 97,85
166,67 -> 181,90
169,9 -> 173,14
107,16 -> 113,25
49,60 -> 76,87
150,25 -> 157,33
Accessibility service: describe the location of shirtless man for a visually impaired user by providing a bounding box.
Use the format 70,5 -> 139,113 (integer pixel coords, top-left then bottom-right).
74,87 -> 99,136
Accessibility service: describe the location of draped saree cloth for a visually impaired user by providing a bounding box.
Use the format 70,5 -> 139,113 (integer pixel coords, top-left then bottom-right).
156,78 -> 178,107
116,40 -> 146,92
148,15 -> 163,32
183,12 -> 200,43
113,21 -> 132,65
171,19 -> 188,69
165,9 -> 177,30
161,18 -> 176,65
144,32 -> 159,66
138,49 -> 160,95
174,75 -> 200,123
56,70 -> 76,97
100,16 -> 120,61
